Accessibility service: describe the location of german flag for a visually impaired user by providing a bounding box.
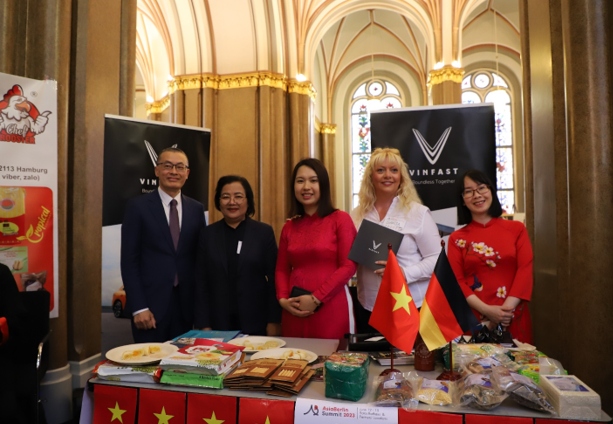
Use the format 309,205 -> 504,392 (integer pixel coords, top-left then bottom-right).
419,247 -> 479,351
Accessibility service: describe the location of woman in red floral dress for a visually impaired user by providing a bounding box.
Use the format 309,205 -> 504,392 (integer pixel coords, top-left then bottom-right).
448,170 -> 534,344
275,158 -> 357,339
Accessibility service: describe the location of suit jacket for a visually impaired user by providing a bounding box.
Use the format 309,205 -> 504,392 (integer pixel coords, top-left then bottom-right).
120,190 -> 205,325
194,217 -> 280,335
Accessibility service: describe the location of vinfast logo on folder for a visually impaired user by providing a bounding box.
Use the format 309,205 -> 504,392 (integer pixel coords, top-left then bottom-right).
349,219 -> 404,270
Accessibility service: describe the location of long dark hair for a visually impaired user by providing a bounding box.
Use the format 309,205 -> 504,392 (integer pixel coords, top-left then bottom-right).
214,175 -> 255,217
289,158 -> 336,218
457,169 -> 503,225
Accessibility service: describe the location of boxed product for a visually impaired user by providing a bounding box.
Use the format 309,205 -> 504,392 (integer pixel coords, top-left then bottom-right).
94,360 -> 158,384
539,375 -> 601,420
159,369 -> 229,389
159,338 -> 244,375
324,352 -> 369,401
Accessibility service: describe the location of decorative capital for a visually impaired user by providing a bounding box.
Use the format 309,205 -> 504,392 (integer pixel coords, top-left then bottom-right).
168,74 -> 219,94
150,72 -> 316,105
145,94 -> 170,114
428,65 -> 465,86
288,80 -> 317,100
321,124 -> 337,134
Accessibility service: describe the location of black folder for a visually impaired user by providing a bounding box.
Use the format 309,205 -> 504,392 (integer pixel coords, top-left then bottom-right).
348,219 -> 404,270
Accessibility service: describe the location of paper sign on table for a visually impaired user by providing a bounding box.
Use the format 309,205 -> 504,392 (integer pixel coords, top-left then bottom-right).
295,398 -> 398,424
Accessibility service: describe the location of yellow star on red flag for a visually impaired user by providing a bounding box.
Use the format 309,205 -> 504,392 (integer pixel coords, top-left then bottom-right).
390,284 -> 413,314
204,411 -> 225,424
263,417 -> 271,424
108,402 -> 126,423
368,249 -> 420,354
154,406 -> 174,424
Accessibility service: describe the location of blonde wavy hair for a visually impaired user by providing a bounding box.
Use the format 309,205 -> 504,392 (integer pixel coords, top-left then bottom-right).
353,147 -> 422,221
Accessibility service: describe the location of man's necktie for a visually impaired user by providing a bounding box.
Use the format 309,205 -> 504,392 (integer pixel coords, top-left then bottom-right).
169,199 -> 180,249
169,199 -> 180,287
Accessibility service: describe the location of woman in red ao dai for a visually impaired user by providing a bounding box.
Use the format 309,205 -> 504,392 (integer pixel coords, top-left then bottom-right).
275,158 -> 357,339
447,169 -> 534,343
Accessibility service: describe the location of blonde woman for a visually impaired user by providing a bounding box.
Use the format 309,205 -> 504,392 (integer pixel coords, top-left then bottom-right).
351,148 -> 441,333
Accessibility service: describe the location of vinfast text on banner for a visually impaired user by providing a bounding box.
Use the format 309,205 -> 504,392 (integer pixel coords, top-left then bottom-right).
370,104 -> 496,214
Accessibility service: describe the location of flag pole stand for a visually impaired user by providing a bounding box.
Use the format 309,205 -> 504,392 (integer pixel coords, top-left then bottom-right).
379,346 -> 400,376
436,341 -> 462,381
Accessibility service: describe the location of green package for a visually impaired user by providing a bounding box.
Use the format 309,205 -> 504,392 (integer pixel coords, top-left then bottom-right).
160,370 -> 225,389
324,352 -> 369,402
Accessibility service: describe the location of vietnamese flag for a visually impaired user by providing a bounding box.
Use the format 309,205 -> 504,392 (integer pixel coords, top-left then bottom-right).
138,388 -> 186,424
368,248 -> 420,355
93,385 -> 137,424
187,393 -> 237,424
238,398 -> 294,424
419,247 -> 480,351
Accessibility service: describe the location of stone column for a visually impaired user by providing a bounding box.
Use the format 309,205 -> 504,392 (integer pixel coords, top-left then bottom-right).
520,0 -> 613,411
288,81 -> 316,166
320,124 -> 337,201
428,65 -> 463,105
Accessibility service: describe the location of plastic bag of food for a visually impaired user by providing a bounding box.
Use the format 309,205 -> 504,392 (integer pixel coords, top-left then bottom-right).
373,371 -> 417,408
538,357 -> 565,376
458,373 -> 507,410
416,378 -> 453,406
491,366 -> 555,413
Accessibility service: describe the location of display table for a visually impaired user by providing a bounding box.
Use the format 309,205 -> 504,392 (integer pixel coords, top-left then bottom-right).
82,337 -> 612,424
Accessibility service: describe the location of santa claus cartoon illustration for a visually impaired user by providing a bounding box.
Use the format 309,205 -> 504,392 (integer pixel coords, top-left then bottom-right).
0,84 -> 51,142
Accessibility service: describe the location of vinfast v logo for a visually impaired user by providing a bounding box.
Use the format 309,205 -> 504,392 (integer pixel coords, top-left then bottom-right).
369,240 -> 382,254
144,140 -> 178,169
412,127 -> 452,165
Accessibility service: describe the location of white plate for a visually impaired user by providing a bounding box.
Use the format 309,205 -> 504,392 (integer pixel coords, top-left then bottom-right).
227,336 -> 286,353
106,343 -> 179,365
250,348 -> 318,363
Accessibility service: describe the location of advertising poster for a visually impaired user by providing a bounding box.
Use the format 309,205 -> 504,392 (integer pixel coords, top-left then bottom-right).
0,72 -> 58,317
101,115 -> 210,309
370,104 -> 495,230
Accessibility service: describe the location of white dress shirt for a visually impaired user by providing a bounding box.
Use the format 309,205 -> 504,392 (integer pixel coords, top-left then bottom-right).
351,198 -> 441,310
157,187 -> 183,228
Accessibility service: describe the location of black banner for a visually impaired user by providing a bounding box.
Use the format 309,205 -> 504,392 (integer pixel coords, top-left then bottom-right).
102,115 -> 211,227
370,104 -> 495,214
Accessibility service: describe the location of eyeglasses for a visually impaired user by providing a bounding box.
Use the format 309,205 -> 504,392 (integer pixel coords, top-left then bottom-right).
157,162 -> 189,172
220,194 -> 246,203
462,185 -> 490,198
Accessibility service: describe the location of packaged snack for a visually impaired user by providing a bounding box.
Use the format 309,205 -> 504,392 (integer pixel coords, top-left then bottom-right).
491,366 -> 555,413
539,375 -> 601,420
324,352 -> 369,402
416,378 -> 453,406
459,373 -> 507,410
373,371 -> 415,407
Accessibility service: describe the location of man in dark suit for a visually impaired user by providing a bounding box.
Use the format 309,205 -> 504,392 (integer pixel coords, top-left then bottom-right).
121,147 -> 205,343
194,175 -> 281,336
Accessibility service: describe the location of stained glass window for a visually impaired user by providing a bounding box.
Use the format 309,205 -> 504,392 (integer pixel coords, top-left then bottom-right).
350,80 -> 402,208
462,71 -> 515,213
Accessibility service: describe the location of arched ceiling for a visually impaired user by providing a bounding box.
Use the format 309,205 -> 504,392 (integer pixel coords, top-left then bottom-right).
135,0 -> 521,108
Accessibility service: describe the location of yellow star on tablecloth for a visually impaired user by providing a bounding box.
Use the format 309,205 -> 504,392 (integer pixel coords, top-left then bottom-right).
390,284 -> 412,314
203,411 -> 224,424
108,402 -> 126,423
154,406 -> 174,424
